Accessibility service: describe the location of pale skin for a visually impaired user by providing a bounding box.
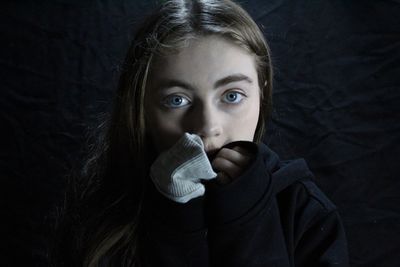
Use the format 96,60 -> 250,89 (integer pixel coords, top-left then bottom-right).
144,35 -> 261,185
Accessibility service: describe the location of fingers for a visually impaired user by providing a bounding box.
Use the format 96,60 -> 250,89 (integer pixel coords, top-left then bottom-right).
230,145 -> 253,158
214,147 -> 253,168
212,156 -> 241,181
216,172 -> 231,185
211,147 -> 253,182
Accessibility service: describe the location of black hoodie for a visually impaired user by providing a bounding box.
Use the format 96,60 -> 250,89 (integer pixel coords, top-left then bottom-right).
140,141 -> 349,266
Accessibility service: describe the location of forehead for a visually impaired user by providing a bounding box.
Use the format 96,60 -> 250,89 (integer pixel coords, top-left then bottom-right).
148,35 -> 258,87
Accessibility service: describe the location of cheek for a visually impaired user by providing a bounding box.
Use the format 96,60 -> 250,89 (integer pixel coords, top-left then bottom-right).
152,109 -> 185,133
146,109 -> 186,153
226,99 -> 260,141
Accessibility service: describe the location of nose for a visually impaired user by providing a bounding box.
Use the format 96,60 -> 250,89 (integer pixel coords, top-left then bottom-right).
190,102 -> 222,140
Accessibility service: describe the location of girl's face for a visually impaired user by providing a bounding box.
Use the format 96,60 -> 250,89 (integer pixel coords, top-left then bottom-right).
144,35 -> 260,155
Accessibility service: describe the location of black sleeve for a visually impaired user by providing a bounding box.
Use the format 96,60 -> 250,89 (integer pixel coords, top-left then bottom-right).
294,209 -> 349,267
139,179 -> 209,267
203,142 -> 349,267
203,142 -> 282,266
278,180 -> 349,267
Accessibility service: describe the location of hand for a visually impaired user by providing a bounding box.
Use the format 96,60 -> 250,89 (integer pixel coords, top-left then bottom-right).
211,145 -> 255,185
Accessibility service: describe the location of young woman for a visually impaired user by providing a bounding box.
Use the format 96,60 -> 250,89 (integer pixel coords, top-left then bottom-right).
52,0 -> 349,266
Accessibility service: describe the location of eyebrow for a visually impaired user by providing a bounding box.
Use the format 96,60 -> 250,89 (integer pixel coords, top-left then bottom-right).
155,73 -> 253,91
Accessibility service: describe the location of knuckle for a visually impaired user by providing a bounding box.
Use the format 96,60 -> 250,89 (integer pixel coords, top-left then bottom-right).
219,148 -> 232,156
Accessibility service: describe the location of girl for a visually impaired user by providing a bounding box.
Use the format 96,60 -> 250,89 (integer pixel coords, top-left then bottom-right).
52,0 -> 349,266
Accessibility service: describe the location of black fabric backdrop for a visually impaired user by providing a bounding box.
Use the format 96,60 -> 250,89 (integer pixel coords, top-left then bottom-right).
1,0 -> 399,266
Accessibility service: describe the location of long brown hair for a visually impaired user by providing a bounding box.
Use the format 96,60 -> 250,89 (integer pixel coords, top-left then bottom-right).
51,0 -> 273,266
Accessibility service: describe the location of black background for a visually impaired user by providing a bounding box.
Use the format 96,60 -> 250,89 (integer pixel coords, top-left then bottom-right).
1,0 -> 399,266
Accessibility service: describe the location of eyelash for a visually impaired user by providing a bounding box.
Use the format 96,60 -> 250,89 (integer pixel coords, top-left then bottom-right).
162,90 -> 247,109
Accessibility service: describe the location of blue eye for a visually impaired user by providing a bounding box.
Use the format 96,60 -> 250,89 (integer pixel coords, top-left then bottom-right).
223,91 -> 245,104
163,95 -> 191,108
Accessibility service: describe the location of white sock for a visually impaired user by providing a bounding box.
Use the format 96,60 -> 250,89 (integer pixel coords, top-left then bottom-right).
150,133 -> 217,203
